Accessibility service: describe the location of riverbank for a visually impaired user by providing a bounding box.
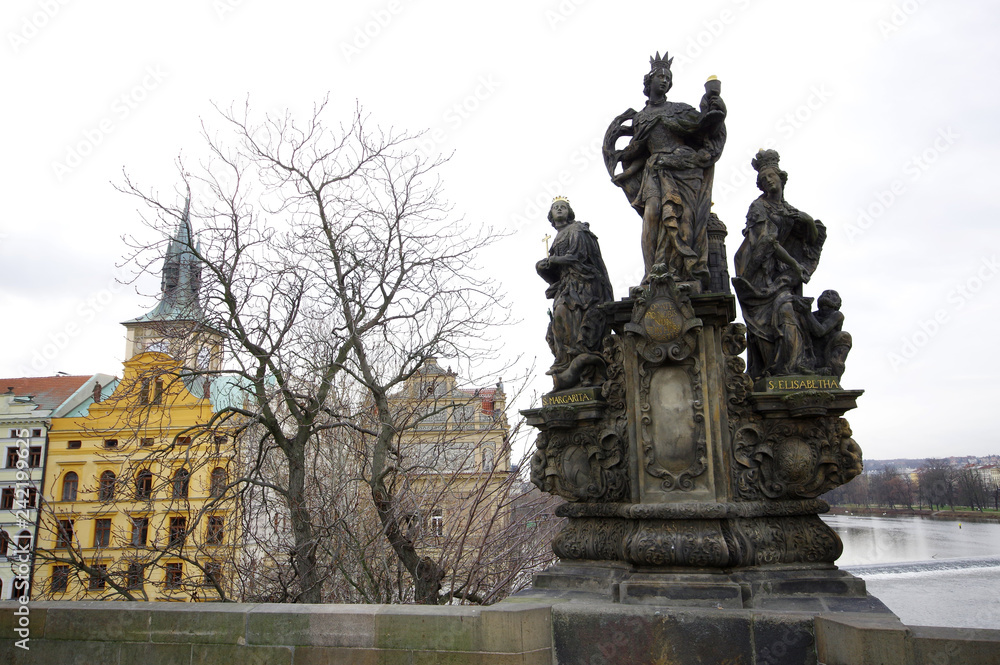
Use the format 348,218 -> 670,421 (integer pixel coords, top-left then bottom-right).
827,505 -> 1000,522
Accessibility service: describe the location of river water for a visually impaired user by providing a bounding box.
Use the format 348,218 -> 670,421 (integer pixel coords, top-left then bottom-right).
823,514 -> 1000,629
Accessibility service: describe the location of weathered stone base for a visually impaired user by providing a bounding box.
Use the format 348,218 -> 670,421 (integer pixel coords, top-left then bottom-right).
551,504 -> 843,568
529,561 -> 877,611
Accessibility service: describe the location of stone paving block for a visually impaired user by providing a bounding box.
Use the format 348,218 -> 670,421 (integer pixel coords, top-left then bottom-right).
521,648 -> 555,665
375,605 -> 481,652
755,597 -> 826,613
0,601 -> 46,642
814,613 -> 909,665
411,649 -> 484,665
553,604 -> 753,665
43,603 -> 150,642
150,605 -> 247,644
247,603 -> 377,648
7,638 -> 120,665
909,625 -> 1000,665
751,612 -> 816,665
290,646 -> 380,665
191,643 -> 293,665
121,641 -> 193,664
480,603 -> 552,653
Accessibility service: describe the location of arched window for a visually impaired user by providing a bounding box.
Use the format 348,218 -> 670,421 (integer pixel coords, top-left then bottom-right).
16,531 -> 31,552
136,470 -> 153,500
98,470 -> 116,501
210,468 -> 227,498
0,531 -> 9,556
172,468 -> 190,499
61,472 -> 78,501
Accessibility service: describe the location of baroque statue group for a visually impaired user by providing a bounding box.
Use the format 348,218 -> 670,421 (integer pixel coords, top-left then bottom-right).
537,53 -> 850,390
524,52 -> 866,592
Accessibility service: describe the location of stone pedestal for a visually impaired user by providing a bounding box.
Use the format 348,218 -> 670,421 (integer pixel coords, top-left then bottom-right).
523,274 -> 867,609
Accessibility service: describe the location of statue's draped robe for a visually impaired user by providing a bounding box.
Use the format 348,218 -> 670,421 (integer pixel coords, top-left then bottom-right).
732,197 -> 825,378
538,221 -> 614,374
622,100 -> 726,287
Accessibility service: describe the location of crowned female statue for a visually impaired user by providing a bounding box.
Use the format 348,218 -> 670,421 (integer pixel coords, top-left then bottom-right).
603,52 -> 727,290
536,197 -> 614,390
732,149 -> 828,379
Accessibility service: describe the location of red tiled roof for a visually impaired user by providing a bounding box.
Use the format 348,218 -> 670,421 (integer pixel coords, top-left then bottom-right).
0,375 -> 95,411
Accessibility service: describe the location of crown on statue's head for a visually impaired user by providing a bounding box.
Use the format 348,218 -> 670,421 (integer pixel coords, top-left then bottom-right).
551,195 -> 570,204
751,149 -> 781,173
649,51 -> 673,73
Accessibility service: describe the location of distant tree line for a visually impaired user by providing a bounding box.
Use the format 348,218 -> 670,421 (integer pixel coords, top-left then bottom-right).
823,459 -> 1000,512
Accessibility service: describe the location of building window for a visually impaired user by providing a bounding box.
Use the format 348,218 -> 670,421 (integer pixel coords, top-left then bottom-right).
206,516 -> 224,545
61,472 -> 78,501
140,437 -> 154,447
177,436 -> 192,446
89,564 -> 108,590
98,470 -> 116,501
140,378 -> 151,406
5,447 -> 17,468
136,470 -> 153,500
93,518 -> 112,548
0,488 -> 14,510
56,520 -> 74,548
16,530 -> 30,551
431,508 -> 444,537
168,517 -> 187,548
28,447 -> 41,467
0,530 -> 9,555
126,563 -> 144,590
31,428 -> 42,438
482,447 -> 495,472
172,468 -> 190,499
152,379 -> 164,405
104,439 -> 119,450
130,517 -> 149,547
165,562 -> 183,589
68,440 -> 82,449
51,566 -> 69,593
210,468 -> 227,498
23,487 -> 37,508
204,561 -> 222,587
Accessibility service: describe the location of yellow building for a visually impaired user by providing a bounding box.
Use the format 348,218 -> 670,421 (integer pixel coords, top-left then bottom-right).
35,214 -> 242,601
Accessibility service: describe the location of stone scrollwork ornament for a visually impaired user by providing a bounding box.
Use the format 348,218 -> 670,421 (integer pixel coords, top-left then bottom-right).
625,270 -> 702,363
527,335 -> 630,503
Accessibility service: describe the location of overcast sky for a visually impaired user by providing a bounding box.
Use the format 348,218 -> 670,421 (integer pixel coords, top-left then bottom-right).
2,0 -> 998,460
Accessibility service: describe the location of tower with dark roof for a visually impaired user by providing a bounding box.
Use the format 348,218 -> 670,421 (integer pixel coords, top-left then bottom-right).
121,195 -> 222,371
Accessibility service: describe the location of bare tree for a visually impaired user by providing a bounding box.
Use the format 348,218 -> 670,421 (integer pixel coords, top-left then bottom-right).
918,459 -> 955,511
116,98 -> 530,604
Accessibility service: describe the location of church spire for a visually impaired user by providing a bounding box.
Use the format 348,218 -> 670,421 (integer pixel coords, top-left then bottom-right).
158,184 -> 202,316
129,186 -> 203,324
122,186 -> 215,361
